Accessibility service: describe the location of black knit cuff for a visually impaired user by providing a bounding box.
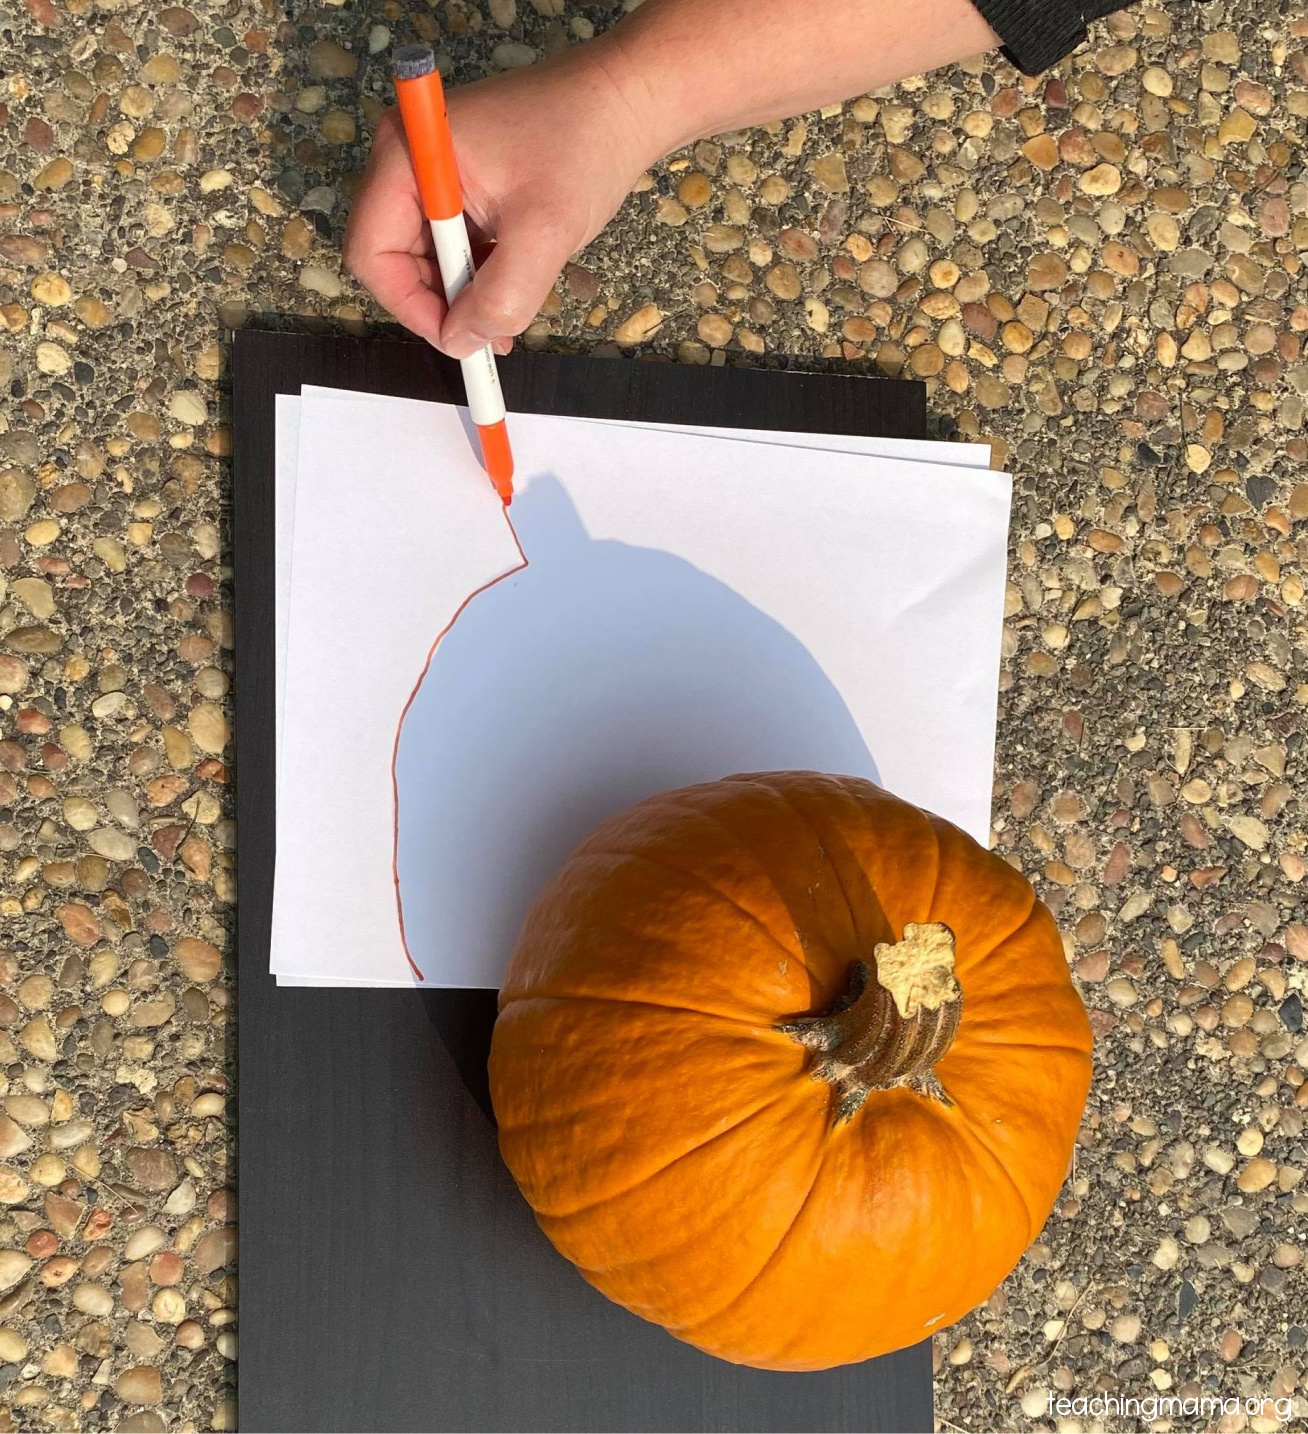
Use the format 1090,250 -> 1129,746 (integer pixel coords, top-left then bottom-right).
968,0 -> 1088,75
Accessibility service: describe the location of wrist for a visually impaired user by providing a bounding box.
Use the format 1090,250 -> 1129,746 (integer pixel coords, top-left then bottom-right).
578,19 -> 700,171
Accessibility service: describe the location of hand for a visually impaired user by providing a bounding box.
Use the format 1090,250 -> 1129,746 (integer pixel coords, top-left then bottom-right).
344,42 -> 658,360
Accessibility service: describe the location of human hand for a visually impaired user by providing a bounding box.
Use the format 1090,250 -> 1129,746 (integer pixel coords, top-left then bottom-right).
344,42 -> 658,360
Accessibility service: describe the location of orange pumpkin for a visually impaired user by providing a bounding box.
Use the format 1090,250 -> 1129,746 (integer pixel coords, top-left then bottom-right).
489,773 -> 1092,1370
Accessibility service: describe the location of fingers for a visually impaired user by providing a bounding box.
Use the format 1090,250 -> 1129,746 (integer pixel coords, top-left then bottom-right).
344,111 -> 449,347
439,212 -> 575,360
359,253 -> 450,348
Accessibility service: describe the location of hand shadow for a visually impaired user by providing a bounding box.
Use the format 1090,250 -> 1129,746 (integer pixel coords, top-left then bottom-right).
407,476 -> 879,1118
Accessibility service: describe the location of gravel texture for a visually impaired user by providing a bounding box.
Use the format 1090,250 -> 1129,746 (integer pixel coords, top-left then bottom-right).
1,0 -> 1307,1430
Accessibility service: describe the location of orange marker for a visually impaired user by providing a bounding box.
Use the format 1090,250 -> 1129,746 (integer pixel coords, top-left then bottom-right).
394,44 -> 514,504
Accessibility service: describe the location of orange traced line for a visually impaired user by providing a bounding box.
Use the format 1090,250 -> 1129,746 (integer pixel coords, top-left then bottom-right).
389,502 -> 528,982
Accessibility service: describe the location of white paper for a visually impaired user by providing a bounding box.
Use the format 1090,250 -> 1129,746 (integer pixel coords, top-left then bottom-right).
271,395 -> 986,981
273,388 -> 1011,987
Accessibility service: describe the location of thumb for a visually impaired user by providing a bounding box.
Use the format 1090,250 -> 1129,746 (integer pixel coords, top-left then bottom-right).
439,212 -> 575,360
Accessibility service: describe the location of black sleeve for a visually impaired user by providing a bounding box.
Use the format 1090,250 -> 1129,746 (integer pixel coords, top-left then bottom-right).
968,0 -> 1135,75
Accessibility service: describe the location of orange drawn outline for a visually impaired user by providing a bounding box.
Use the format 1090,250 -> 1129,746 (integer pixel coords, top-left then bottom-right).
389,503 -> 528,982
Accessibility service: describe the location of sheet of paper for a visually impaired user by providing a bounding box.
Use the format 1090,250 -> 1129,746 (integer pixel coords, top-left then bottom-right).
273,387 -> 1010,987
269,394 -> 978,976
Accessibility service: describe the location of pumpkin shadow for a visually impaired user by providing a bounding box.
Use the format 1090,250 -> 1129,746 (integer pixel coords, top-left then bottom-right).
405,475 -> 880,1115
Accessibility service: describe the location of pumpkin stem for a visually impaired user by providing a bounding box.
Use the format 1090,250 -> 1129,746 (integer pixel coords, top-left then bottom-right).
778,923 -> 961,1120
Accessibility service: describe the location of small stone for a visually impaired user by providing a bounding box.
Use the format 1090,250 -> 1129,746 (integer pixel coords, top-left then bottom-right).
187,702 -> 230,754
1096,44 -> 1138,75
19,1016 -> 57,1062
33,157 -> 74,190
975,374 -> 1011,409
779,228 -> 818,262
163,1179 -> 196,1216
1219,1328 -> 1244,1362
0,1119 -> 31,1162
150,1251 -> 184,1285
126,1147 -> 178,1193
300,185 -> 336,215
1218,108 -> 1257,145
0,469 -> 37,522
896,237 -> 929,274
173,937 -> 222,982
168,390 -> 207,425
308,39 -> 357,79
1110,1312 -> 1142,1343
88,828 -> 136,862
1080,163 -> 1122,196
1075,950 -> 1109,982
13,577 -> 54,619
116,1367 -> 163,1405
765,263 -> 802,301
1106,976 -> 1138,1007
1186,444 -> 1212,474
1227,815 -> 1270,850
281,217 -> 313,260
299,265 -> 342,298
492,41 -> 538,68
152,1287 -> 187,1324
176,1320 -> 206,1350
1028,253 -> 1069,291
194,1225 -> 237,1275
1203,30 -> 1240,63
1237,1158 -> 1277,1192
158,6 -> 200,35
676,172 -> 711,209
124,1226 -> 168,1262
30,272 -> 72,306
703,224 -> 743,253
0,1251 -> 32,1291
321,110 -> 356,145
35,341 -> 72,375
697,314 -> 733,348
57,903 -> 101,946
1147,212 -> 1181,251
126,1324 -> 166,1360
0,655 -> 30,695
613,305 -> 662,346
1021,134 -> 1059,170
1152,1237 -> 1180,1270
810,151 -> 848,193
71,1282 -> 113,1316
1020,1388 -> 1049,1419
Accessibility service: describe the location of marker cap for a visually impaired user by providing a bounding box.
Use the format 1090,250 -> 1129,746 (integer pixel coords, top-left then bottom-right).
476,420 -> 515,504
393,43 -> 436,80
393,47 -> 464,221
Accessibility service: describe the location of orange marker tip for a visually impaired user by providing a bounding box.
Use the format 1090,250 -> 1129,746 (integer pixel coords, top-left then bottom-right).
476,419 -> 515,504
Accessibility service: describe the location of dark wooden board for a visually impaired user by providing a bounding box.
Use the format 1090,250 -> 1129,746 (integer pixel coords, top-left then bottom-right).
233,329 -> 933,1433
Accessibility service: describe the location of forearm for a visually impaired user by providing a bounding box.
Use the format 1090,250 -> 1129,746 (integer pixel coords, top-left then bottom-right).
596,0 -> 1000,160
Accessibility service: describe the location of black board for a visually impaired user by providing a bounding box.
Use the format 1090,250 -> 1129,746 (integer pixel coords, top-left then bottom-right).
233,329 -> 933,1433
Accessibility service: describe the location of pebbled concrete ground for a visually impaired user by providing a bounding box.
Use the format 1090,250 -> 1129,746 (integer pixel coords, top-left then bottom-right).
1,0 -> 1306,1429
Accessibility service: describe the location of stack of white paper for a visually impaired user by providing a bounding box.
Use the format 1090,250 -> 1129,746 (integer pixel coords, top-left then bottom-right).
271,385 -> 1010,988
